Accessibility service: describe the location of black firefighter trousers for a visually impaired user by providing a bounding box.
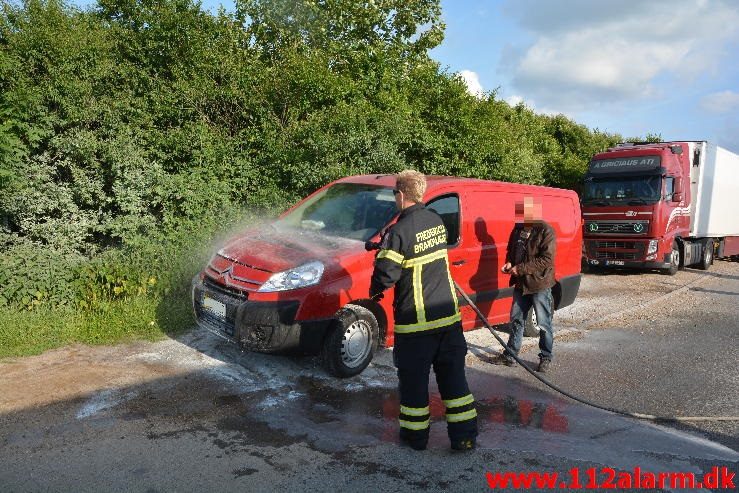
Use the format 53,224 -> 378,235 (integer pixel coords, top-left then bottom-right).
393,323 -> 478,446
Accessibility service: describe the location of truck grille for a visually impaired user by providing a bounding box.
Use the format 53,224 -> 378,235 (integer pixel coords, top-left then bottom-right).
595,251 -> 637,260
586,239 -> 646,261
593,241 -> 636,249
585,221 -> 649,235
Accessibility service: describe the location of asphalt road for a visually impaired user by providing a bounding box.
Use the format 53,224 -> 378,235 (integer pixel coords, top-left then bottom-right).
1,260 -> 737,492
549,265 -> 739,451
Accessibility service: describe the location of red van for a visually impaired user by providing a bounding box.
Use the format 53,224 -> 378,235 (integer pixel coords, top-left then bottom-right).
192,175 -> 582,377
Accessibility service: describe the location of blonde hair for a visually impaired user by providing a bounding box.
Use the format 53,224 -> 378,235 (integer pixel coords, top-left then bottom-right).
396,170 -> 426,203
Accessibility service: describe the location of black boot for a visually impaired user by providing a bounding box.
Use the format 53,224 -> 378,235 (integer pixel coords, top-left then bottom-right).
399,430 -> 427,451
451,438 -> 476,451
537,358 -> 551,373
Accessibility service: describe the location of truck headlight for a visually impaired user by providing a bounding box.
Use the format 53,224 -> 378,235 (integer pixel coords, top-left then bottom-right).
257,261 -> 325,292
647,239 -> 658,255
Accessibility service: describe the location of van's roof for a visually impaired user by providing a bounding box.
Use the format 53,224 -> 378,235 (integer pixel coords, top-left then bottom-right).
336,174 -> 577,197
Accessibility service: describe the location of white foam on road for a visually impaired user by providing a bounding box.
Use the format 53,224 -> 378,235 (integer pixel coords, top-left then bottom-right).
76,389 -> 138,419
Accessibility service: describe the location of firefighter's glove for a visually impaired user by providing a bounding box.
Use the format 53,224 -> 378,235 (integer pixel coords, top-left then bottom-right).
365,241 -> 381,251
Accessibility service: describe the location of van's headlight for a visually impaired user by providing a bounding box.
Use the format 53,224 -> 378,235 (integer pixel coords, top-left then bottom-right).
647,239 -> 658,255
258,261 -> 325,292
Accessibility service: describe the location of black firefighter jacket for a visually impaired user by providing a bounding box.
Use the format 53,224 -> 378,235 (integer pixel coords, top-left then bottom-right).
370,204 -> 460,336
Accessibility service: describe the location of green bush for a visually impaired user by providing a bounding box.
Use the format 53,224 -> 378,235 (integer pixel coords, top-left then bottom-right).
0,243 -> 84,309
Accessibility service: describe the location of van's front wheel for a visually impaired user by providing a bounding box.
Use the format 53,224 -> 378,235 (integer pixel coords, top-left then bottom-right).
322,304 -> 379,378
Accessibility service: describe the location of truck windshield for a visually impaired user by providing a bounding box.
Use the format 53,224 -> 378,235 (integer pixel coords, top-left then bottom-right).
275,183 -> 398,241
582,176 -> 661,204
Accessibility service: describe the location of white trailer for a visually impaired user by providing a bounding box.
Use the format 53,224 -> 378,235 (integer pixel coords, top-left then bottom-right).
685,141 -> 739,263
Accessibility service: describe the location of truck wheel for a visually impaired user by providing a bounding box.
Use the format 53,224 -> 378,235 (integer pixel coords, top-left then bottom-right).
524,306 -> 540,337
322,304 -> 379,378
664,241 -> 680,276
697,239 -> 714,270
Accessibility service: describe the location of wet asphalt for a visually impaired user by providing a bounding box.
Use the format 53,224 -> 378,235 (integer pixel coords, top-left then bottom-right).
0,261 -> 738,492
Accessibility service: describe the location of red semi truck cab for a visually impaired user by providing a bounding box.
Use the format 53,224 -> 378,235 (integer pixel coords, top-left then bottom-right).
192,175 -> 582,377
582,141 -> 739,274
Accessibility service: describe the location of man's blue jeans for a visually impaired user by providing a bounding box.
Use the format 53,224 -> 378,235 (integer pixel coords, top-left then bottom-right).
504,287 -> 554,361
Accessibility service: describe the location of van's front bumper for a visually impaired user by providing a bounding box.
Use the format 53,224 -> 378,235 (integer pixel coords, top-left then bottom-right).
191,277 -> 331,354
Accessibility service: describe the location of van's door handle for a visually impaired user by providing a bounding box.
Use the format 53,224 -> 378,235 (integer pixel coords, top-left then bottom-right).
452,260 -> 466,266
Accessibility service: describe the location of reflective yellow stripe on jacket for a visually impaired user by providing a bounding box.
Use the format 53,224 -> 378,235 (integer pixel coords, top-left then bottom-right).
394,313 -> 462,334
396,248 -> 459,334
377,249 -> 404,264
400,249 -> 446,268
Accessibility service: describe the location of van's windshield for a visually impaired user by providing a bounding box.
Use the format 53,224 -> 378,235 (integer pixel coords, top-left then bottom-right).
275,183 -> 398,241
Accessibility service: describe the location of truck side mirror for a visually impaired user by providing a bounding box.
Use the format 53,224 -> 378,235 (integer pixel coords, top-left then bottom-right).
672,192 -> 683,202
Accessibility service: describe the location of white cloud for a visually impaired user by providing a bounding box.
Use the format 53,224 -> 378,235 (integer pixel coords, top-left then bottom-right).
700,90 -> 739,113
458,70 -> 484,97
504,94 -> 571,118
501,0 -> 739,112
505,94 -> 525,106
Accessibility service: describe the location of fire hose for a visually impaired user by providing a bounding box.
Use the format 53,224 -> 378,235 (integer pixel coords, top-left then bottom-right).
452,280 -> 739,423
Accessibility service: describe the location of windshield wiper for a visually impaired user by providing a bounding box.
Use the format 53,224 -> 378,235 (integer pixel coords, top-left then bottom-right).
584,199 -> 612,206
627,198 -> 649,205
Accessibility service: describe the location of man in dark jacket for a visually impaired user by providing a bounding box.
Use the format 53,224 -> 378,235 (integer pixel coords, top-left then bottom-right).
492,196 -> 557,373
370,170 -> 477,451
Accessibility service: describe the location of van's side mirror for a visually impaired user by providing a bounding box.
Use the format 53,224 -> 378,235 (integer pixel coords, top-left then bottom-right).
672,192 -> 683,203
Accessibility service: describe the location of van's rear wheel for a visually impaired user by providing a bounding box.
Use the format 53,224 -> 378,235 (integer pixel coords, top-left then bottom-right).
322,304 -> 379,378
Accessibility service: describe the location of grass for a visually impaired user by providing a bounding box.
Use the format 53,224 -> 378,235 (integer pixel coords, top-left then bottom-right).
0,208 -> 268,359
0,293 -> 194,359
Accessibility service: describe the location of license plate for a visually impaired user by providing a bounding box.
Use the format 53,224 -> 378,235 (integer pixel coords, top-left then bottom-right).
202,295 -> 226,319
606,260 -> 625,266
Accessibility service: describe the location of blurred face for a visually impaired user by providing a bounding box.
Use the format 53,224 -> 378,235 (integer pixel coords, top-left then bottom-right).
515,202 -> 525,220
522,197 -> 542,223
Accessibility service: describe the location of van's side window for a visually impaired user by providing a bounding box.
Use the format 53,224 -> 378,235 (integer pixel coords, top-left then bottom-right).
427,195 -> 460,246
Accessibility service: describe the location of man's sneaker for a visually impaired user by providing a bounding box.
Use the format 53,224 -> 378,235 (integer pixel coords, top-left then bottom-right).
537,358 -> 551,373
490,353 -> 515,366
451,438 -> 476,451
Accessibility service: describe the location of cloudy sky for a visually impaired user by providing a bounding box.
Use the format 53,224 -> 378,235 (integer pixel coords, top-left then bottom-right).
432,0 -> 739,152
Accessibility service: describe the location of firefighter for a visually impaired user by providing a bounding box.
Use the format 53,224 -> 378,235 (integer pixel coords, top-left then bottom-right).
370,170 -> 478,451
